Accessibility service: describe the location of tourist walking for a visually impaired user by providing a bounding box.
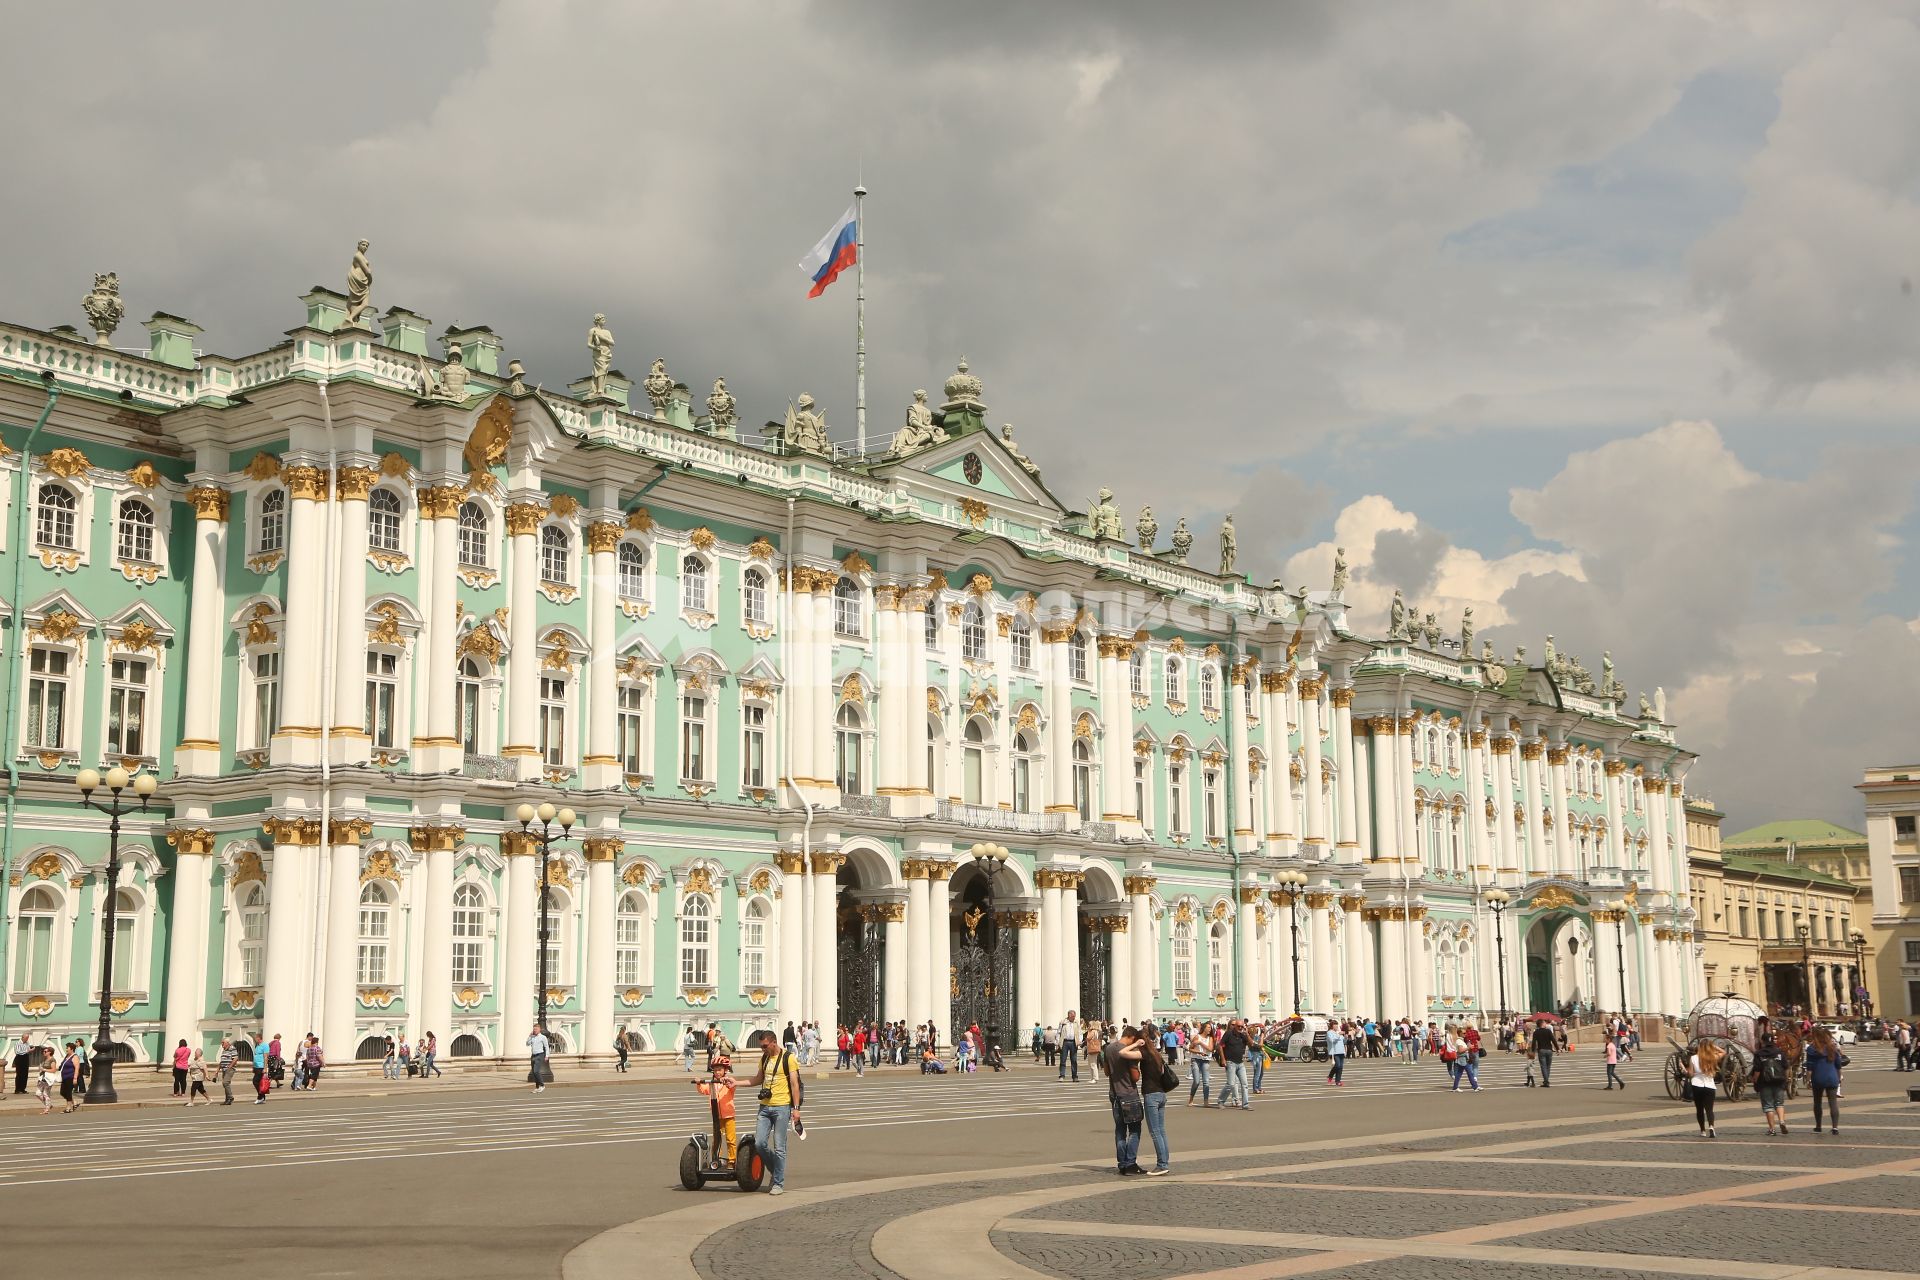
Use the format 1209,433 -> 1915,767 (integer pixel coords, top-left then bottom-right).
1186,1023 -> 1214,1104
1688,1040 -> 1722,1137
1460,1023 -> 1482,1091
1058,1011 -> 1080,1082
527,1024 -> 550,1093
1807,1026 -> 1844,1135
302,1035 -> 325,1090
1218,1018 -> 1252,1109
1100,1026 -> 1146,1176
171,1038 -> 191,1096
1529,1017 -> 1559,1087
683,1025 -> 699,1072
419,1031 -> 442,1079
186,1047 -> 210,1105
1326,1021 -> 1348,1085
614,1027 -> 630,1073
1751,1031 -> 1791,1135
1603,1035 -> 1624,1090
746,1028 -> 804,1196
35,1046 -> 55,1114
251,1037 -> 270,1103
218,1036 -> 237,1104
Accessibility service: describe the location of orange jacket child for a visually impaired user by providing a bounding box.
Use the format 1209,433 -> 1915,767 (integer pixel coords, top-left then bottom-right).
696,1056 -> 737,1156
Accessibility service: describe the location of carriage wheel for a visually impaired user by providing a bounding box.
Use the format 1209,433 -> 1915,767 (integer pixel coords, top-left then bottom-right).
1663,1052 -> 1686,1100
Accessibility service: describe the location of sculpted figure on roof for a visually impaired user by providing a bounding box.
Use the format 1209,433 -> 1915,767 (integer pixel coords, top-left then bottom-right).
587,313 -> 615,397
892,389 -> 944,455
1169,517 -> 1193,563
1088,487 -> 1124,541
1219,515 -> 1237,575
345,239 -> 374,328
1136,505 -> 1158,552
785,393 -> 830,454
643,357 -> 674,414
706,378 -> 737,431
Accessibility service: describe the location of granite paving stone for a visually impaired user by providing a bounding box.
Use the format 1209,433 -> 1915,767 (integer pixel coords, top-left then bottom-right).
1741,1175 -> 1920,1209
1303,1260 -> 1685,1280
1015,1184 -> 1601,1238
1504,1203 -> 1920,1272
991,1230 -> 1307,1280
1245,1156 -> 1766,1196
1571,1138 -> 1877,1168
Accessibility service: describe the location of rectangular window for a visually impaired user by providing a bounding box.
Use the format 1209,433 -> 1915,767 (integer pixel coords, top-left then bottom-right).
1172,929 -> 1194,995
1894,815 -> 1915,840
252,651 -> 281,748
13,915 -> 51,991
365,651 -> 398,748
458,670 -> 482,755
743,703 -> 767,789
1904,940 -> 1920,964
1901,866 -> 1920,904
1134,758 -> 1147,826
681,694 -> 707,780
106,656 -> 150,758
617,685 -> 646,775
539,675 -> 567,767
1736,905 -> 1749,937
742,912 -> 766,985
24,647 -> 70,750
1169,767 -> 1187,837
1203,770 -> 1221,840
615,913 -> 644,985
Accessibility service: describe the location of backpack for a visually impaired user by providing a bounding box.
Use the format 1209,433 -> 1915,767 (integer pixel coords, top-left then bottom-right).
1757,1052 -> 1786,1086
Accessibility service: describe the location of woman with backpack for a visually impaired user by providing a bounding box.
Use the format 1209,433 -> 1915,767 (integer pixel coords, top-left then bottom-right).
1750,1031 -> 1792,1135
1126,1021 -> 1175,1175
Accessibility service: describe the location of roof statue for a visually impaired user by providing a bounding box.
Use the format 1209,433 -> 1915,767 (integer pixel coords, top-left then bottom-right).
587,313 -> 615,397
1000,423 -> 1039,474
1219,514 -> 1237,575
505,359 -> 528,395
82,272 -> 123,346
1087,487 -> 1124,541
1459,605 -> 1474,655
1388,589 -> 1409,640
642,358 -> 674,414
1423,612 -> 1440,649
1168,517 -> 1193,563
1639,691 -> 1653,718
1480,638 -> 1493,662
1655,686 -> 1667,721
1543,633 -> 1557,670
1601,650 -> 1617,698
419,345 -> 469,402
705,377 -> 737,431
1481,646 -> 1507,687
892,389 -> 944,455
1513,644 -> 1527,665
1136,505 -> 1158,552
1267,577 -> 1287,615
1330,545 -> 1349,597
344,239 -> 375,329
784,393 -> 830,455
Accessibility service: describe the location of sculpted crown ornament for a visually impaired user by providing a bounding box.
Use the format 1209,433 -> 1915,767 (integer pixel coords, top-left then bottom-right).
942,357 -> 983,407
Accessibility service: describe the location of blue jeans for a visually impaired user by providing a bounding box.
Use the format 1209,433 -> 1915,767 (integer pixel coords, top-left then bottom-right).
1462,1056 -> 1479,1089
682,1047 -> 695,1071
1327,1053 -> 1345,1083
1537,1051 -> 1554,1085
1222,1060 -> 1250,1107
1142,1091 -> 1170,1170
1109,1096 -> 1141,1170
1059,1040 -> 1079,1080
1187,1059 -> 1210,1101
755,1104 -> 791,1189
1250,1053 -> 1266,1093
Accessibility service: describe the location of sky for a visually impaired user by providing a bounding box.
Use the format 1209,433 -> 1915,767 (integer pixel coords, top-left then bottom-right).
3,1 -> 1917,832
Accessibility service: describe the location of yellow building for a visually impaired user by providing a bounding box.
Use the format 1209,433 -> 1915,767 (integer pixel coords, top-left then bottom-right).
1859,767 -> 1920,1018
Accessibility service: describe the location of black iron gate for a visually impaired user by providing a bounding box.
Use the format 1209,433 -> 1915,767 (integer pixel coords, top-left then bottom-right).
838,920 -> 884,1028
951,933 -> 1015,1050
1080,928 -> 1111,1024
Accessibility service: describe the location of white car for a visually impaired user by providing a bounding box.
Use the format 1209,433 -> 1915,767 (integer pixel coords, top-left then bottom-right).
1819,1024 -> 1858,1046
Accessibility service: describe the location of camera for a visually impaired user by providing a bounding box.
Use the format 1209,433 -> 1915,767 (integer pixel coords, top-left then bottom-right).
757,1087 -> 773,1102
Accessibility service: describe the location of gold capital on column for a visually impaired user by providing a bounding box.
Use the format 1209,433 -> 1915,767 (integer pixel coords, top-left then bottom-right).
328,817 -> 374,845
1122,874 -> 1157,896
282,465 -> 330,501
333,466 -> 378,502
582,836 -> 624,862
928,860 -> 958,881
165,827 -> 216,856
587,521 -> 624,554
776,850 -> 808,876
186,486 -> 231,522
504,502 -> 544,536
810,851 -> 847,875
1328,686 -> 1354,708
1546,746 -> 1569,766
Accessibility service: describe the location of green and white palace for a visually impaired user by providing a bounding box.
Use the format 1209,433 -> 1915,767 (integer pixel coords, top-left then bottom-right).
0,262 -> 1704,1064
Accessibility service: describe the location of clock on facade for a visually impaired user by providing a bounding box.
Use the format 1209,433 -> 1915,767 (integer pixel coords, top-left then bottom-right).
963,452 -> 983,484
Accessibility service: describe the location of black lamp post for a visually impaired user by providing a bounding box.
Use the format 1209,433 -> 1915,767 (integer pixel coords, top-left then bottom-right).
1485,887 -> 1511,1022
1849,929 -> 1870,1016
76,765 -> 157,1104
969,841 -> 1009,1050
1613,910 -> 1631,1019
516,800 -> 575,1082
1272,869 -> 1308,1015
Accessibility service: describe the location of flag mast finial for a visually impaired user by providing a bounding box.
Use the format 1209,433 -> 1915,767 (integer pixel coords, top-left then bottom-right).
854,183 -> 868,456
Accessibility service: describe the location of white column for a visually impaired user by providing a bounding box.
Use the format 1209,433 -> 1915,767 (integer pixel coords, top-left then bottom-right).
175,488 -> 229,776
905,863 -> 931,1027
927,862 -> 954,1032
1299,674 -> 1326,851
1395,718 -> 1416,870
1331,686 -> 1359,859
1521,742 -> 1547,877
319,831 -> 361,1058
261,826 -> 316,1038
1492,740 -> 1519,881
1044,629 -> 1076,816
329,466 -> 372,764
502,838 -> 536,1043
1408,911 -> 1430,1021
1646,779 -> 1672,895
583,839 -> 617,1058
1369,717 -> 1397,859
1109,917 -> 1136,1024
1347,902 -> 1375,1017
1128,875 -> 1155,1019
1641,918 -> 1665,1017
582,523 -> 622,787
503,501 -> 543,780
1350,730 -> 1372,859
419,830 -> 455,1053
1235,884 -> 1260,1020
810,852 -> 842,1032
1015,913 -> 1042,1033
1604,760 -> 1627,869
1228,662 -> 1254,848
1378,908 -> 1407,1017
1270,676 -> 1299,857
1039,873 -> 1063,1024
1464,728 -> 1488,875
1061,874 -> 1083,1018
425,499 -> 463,760
902,584 -> 932,801
1548,745 -> 1573,876
271,466 -> 329,765
1595,911 -> 1627,1013
873,589 -> 901,795
161,833 -> 213,1049
777,852 -> 806,1030
1101,639 -> 1135,822
1308,893 -> 1333,1013
883,902 -> 908,1023
811,585 -> 837,798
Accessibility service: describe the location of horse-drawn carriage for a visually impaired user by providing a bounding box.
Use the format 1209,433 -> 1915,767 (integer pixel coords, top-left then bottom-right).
1662,993 -> 1803,1102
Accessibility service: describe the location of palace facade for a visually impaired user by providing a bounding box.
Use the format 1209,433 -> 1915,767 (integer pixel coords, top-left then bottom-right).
0,270 -> 1703,1063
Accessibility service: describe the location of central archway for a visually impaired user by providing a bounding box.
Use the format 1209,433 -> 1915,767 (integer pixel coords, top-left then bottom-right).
835,843 -> 899,1033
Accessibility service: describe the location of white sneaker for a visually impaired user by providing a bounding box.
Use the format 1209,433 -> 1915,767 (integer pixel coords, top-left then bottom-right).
768,1186 -> 785,1196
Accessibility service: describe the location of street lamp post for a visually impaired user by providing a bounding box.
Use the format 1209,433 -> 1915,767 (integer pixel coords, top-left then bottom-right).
516,800 -> 575,1082
1272,869 -> 1308,1015
75,766 -> 158,1104
1614,910 -> 1630,1020
969,842 -> 1009,1051
1485,888 -> 1511,1023
1795,922 -> 1812,1017
1849,929 -> 1870,1017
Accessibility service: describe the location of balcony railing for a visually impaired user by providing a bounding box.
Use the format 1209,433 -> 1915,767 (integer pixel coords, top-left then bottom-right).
462,754 -> 518,782
935,801 -> 1067,834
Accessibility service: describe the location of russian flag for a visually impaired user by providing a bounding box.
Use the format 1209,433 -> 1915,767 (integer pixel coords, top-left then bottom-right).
800,205 -> 859,298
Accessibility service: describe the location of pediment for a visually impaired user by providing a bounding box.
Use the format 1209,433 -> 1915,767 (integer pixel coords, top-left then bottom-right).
875,431 -> 1064,520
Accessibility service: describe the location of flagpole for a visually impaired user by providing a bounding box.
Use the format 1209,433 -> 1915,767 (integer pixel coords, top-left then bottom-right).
854,183 -> 867,455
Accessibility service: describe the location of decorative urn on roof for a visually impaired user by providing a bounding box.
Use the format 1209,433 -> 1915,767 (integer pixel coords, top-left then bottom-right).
942,357 -> 983,410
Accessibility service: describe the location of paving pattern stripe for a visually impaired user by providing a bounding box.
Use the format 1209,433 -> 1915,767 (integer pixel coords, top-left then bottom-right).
1212,1178 -> 1641,1202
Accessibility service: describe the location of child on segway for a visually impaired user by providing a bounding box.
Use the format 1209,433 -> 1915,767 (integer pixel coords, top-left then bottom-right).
696,1055 -> 737,1168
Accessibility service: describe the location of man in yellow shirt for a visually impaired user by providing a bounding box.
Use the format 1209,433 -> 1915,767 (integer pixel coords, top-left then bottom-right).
746,1029 -> 804,1195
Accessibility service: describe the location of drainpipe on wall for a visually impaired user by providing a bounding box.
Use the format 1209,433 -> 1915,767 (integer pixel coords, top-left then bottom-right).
0,378 -> 62,1047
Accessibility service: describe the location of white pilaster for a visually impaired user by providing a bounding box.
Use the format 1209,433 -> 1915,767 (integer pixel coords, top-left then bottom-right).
1015,914 -> 1042,1033
883,904 -> 907,1023
420,496 -> 464,770
582,840 -> 617,1058
319,835 -> 361,1057
1128,874 -> 1156,1021
1044,627 -> 1076,818
1308,893 -> 1334,1013
581,522 -> 622,788
905,863 -> 931,1027
1299,673 -> 1326,852
927,861 -> 954,1032
161,836 -> 213,1049
1369,716 -> 1396,859
809,852 -> 842,1032
1060,874 -> 1083,1018
271,467 -> 329,766
777,852 -> 806,1030
1521,741 -> 1547,877
1379,906 -> 1407,1018
328,465 -> 372,766
1548,745 -> 1573,876
1108,916 -> 1136,1024
873,588 -> 901,796
1492,740 -> 1519,882
174,488 -> 229,776
502,839 -> 536,1039
503,500 -> 543,780
1234,884 -> 1260,1021
261,829 -> 317,1038
1227,661 -> 1254,849
1331,685 -> 1359,859
418,830 -> 455,1052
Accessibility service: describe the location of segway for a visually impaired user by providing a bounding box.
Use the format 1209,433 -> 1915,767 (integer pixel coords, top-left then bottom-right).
678,1087 -> 764,1191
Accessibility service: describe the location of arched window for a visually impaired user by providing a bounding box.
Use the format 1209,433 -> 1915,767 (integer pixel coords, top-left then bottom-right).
451,883 -> 487,984
679,894 -> 715,989
1208,921 -> 1229,997
107,653 -> 151,758
540,526 -> 570,585
257,488 -> 286,554
1069,632 -> 1089,683
1169,760 -> 1188,836
1446,730 -> 1459,772
1171,921 -> 1195,995
1011,615 -> 1033,670
450,1033 -> 484,1058
1073,736 -> 1094,820
681,555 -> 709,613
1129,648 -> 1145,697
367,488 -> 403,553
101,887 -> 140,993
237,883 -> 267,986
1426,726 -> 1441,770
615,889 -> 650,986
924,600 -> 940,648
116,498 -> 156,563
1199,666 -> 1219,714
1165,657 -> 1185,704
741,897 -> 771,986
11,883 -> 60,991
962,717 -> 986,806
742,567 -> 768,624
961,603 -> 986,661
927,712 -> 944,795
1012,729 -> 1038,814
1449,810 -> 1463,871
617,542 -> 646,599
365,648 -> 399,748
457,500 -> 490,568
833,577 -> 862,637
458,657 -> 485,755
540,887 -> 571,984
35,483 -> 77,549
356,882 -> 392,983
619,680 -> 648,775
1437,939 -> 1456,1000
835,702 -> 866,795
